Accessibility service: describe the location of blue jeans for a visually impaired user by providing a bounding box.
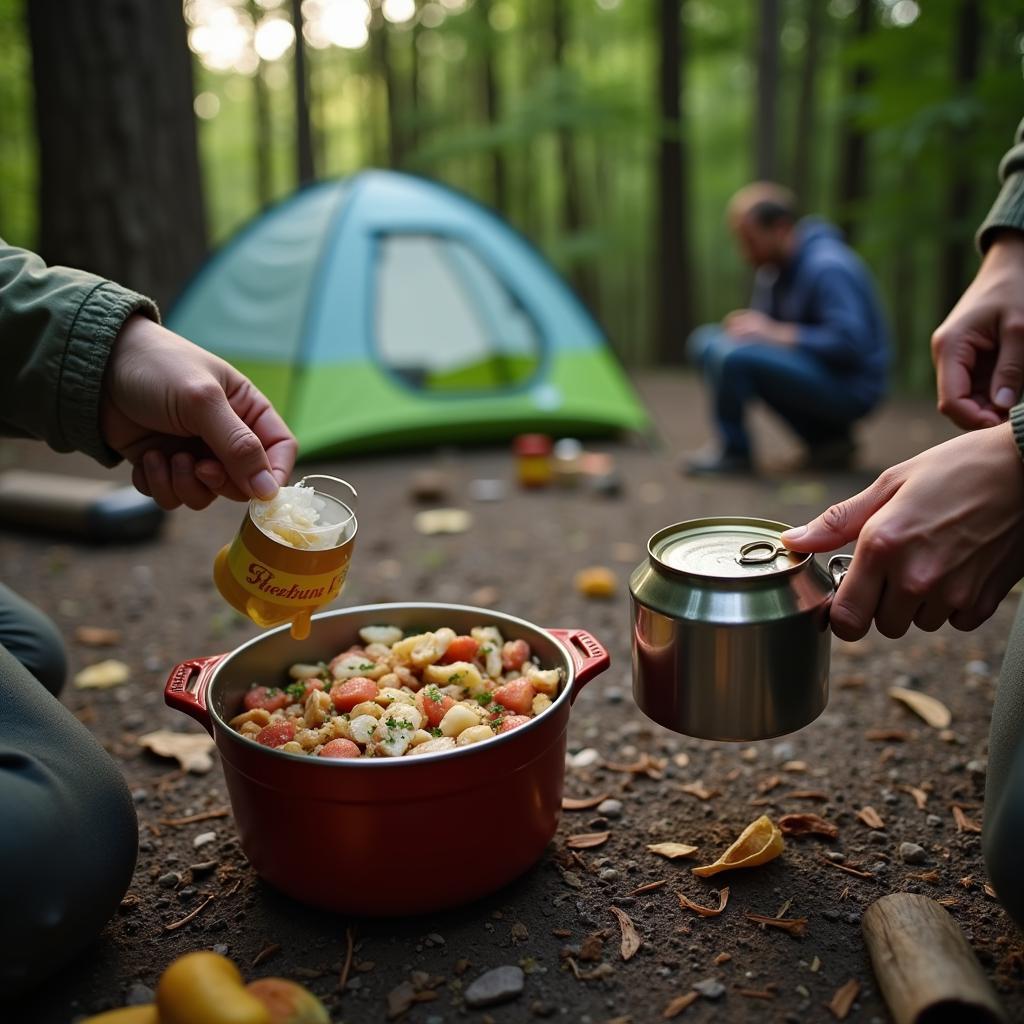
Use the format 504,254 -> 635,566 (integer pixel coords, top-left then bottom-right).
688,325 -> 874,456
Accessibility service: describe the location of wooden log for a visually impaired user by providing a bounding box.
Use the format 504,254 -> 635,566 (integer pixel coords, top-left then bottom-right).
861,893 -> 1007,1024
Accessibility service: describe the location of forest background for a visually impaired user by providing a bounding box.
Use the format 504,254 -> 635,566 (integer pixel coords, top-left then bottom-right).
1,0 -> 1022,392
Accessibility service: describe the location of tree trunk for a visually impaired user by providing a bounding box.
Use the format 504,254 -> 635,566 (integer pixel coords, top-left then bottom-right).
791,0 -> 823,202
476,0 -> 507,211
836,0 -> 873,241
755,0 -> 780,180
655,0 -> 691,364
27,0 -> 206,308
939,0 -> 982,319
253,60 -> 272,208
291,0 -> 315,186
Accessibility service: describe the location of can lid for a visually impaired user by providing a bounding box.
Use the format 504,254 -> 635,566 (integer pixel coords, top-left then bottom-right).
649,517 -> 805,580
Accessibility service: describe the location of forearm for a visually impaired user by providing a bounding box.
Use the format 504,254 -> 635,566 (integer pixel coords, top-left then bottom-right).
977,117 -> 1024,253
0,239 -> 158,464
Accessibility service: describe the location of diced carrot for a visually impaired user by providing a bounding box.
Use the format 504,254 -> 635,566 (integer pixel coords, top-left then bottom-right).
244,686 -> 290,712
255,722 -> 295,747
501,639 -> 531,672
319,738 -> 361,759
493,678 -> 536,715
438,635 -> 480,665
498,715 -> 532,733
329,677 -> 379,712
420,687 -> 455,728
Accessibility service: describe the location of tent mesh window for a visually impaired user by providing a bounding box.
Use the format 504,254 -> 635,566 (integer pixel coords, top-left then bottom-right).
375,234 -> 542,392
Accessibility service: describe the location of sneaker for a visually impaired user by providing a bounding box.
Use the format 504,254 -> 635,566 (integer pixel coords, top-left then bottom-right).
804,438 -> 857,471
681,448 -> 755,478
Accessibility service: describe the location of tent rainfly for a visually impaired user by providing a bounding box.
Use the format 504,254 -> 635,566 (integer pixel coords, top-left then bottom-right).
168,170 -> 650,458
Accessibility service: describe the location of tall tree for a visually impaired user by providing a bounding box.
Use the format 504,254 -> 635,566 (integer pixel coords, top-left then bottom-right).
835,0 -> 873,241
791,0 -> 823,203
939,0 -> 982,317
476,0 -> 507,211
370,3 -> 403,167
655,0 -> 691,364
27,0 -> 205,307
291,0 -> 315,185
249,0 -> 272,209
755,0 -> 781,179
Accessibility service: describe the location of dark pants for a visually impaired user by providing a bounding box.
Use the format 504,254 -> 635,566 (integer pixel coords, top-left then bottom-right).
0,584 -> 137,996
688,325 -> 874,456
985,598 -> 1024,930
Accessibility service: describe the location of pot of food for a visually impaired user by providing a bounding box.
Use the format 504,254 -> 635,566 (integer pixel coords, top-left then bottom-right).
165,603 -> 609,914
630,517 -> 850,742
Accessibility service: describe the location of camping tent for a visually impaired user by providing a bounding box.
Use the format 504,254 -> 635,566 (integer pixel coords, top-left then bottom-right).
168,170 -> 650,458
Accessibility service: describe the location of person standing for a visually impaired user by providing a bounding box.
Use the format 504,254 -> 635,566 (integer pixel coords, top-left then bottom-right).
685,182 -> 889,476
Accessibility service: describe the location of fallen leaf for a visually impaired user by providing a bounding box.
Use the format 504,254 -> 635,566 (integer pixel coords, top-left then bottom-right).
662,992 -> 699,1019
952,805 -> 982,833
568,832 -> 611,849
889,686 -> 951,729
746,913 -> 807,937
907,870 -> 941,884
610,906 -> 642,961
857,806 -> 885,830
138,729 -> 215,773
73,626 -> 122,647
579,931 -> 605,962
575,566 -> 617,598
786,790 -> 829,801
605,754 -> 667,779
627,879 -> 668,897
692,816 -> 784,877
984,883 -> 998,899
865,728 -> 909,742
386,980 -> 417,1020
562,793 -> 610,810
778,813 -> 839,840
781,761 -> 807,772
937,896 -> 959,907
647,843 -> 698,860
757,775 -> 783,793
74,659 -> 130,689
676,887 -> 729,918
679,781 -> 719,801
713,953 -> 731,965
828,978 -> 860,1020
959,875 -> 975,889
413,508 -> 472,535
899,784 -> 929,810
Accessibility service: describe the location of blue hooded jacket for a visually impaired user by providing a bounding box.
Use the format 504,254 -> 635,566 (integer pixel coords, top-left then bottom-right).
751,218 -> 889,408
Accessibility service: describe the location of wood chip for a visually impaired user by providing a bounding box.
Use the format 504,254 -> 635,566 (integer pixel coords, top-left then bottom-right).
73,626 -> 122,647
713,952 -> 731,965
676,887 -> 729,918
828,978 -> 860,1020
610,906 -> 642,960
647,842 -> 698,860
857,806 -> 885,830
984,883 -> 998,899
138,729 -> 216,774
745,913 -> 807,937
889,686 -> 951,729
907,870 -> 941,884
339,925 -> 356,993
865,728 -> 909,742
567,832 -> 611,849
899,784 -> 929,810
627,879 -> 668,897
662,992 -> 699,1019
778,813 -> 839,840
605,754 -> 666,779
757,775 -> 783,793
952,805 -> 982,833
252,942 -> 281,968
786,790 -> 829,801
736,987 -> 777,999
74,658 -> 130,689
562,793 -> 610,811
820,856 -> 874,880
679,781 -> 719,801
936,896 -> 959,907
781,761 -> 807,772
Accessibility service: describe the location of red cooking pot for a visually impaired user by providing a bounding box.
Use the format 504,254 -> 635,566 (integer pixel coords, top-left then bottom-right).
165,602 -> 609,915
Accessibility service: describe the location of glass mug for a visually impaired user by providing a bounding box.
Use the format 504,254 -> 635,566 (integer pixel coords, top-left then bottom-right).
213,475 -> 357,640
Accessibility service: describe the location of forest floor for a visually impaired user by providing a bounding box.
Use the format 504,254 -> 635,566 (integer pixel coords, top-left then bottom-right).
5,370 -> 1024,1024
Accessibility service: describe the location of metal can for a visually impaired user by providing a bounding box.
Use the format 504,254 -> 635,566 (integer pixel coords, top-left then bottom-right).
630,516 -> 850,742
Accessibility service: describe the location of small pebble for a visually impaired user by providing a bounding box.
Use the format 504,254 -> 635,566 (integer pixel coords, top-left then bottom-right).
464,965 -> 526,1009
693,978 -> 726,1000
190,860 -> 218,875
604,687 -> 625,705
965,660 -> 990,677
772,741 -> 796,764
212,943 -> 229,956
599,868 -> 620,882
899,842 -> 927,864
125,982 -> 154,1006
568,748 -> 601,769
926,814 -> 943,828
824,851 -> 846,863
177,887 -> 197,901
193,831 -> 216,849
157,872 -> 180,889
131,788 -> 148,804
597,799 -> 623,819
822,909 -> 840,921
882,790 -> 899,805
967,759 -> 987,778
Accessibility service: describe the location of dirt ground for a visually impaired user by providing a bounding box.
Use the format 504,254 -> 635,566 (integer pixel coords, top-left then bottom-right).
5,370 -> 1024,1024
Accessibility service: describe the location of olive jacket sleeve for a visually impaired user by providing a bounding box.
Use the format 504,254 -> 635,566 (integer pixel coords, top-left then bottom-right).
978,116 -> 1024,252
0,239 -> 159,466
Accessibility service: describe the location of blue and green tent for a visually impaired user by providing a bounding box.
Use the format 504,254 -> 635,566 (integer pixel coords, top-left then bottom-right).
168,170 -> 650,458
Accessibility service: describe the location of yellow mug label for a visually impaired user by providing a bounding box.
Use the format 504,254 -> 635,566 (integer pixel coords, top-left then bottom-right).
226,537 -> 346,608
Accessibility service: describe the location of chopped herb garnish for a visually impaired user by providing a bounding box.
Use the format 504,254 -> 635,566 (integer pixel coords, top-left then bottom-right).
388,719 -> 413,733
285,681 -> 307,701
357,662 -> 375,671
475,692 -> 494,706
448,672 -> 464,684
266,687 -> 280,696
426,687 -> 443,704
491,717 -> 504,732
430,727 -> 443,738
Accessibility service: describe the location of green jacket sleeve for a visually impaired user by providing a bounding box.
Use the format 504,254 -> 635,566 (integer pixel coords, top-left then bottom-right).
978,117 -> 1024,252
0,239 -> 159,466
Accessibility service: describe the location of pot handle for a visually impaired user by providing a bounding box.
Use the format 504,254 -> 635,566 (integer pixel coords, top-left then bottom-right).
165,655 -> 225,736
548,629 -> 611,704
828,554 -> 853,589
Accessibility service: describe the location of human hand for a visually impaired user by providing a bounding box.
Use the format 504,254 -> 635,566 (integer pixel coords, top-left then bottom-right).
931,232 -> 1024,430
780,423 -> 1024,640
99,316 -> 297,510
723,309 -> 796,347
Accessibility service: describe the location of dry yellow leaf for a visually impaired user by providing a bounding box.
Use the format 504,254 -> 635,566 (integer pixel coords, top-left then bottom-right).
677,886 -> 730,917
138,729 -> 215,774
647,843 -> 699,860
857,806 -> 885,830
567,832 -> 610,849
692,815 -> 784,877
74,659 -> 130,689
575,566 -> 617,598
828,978 -> 860,1020
888,686 -> 951,729
609,906 -> 642,960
